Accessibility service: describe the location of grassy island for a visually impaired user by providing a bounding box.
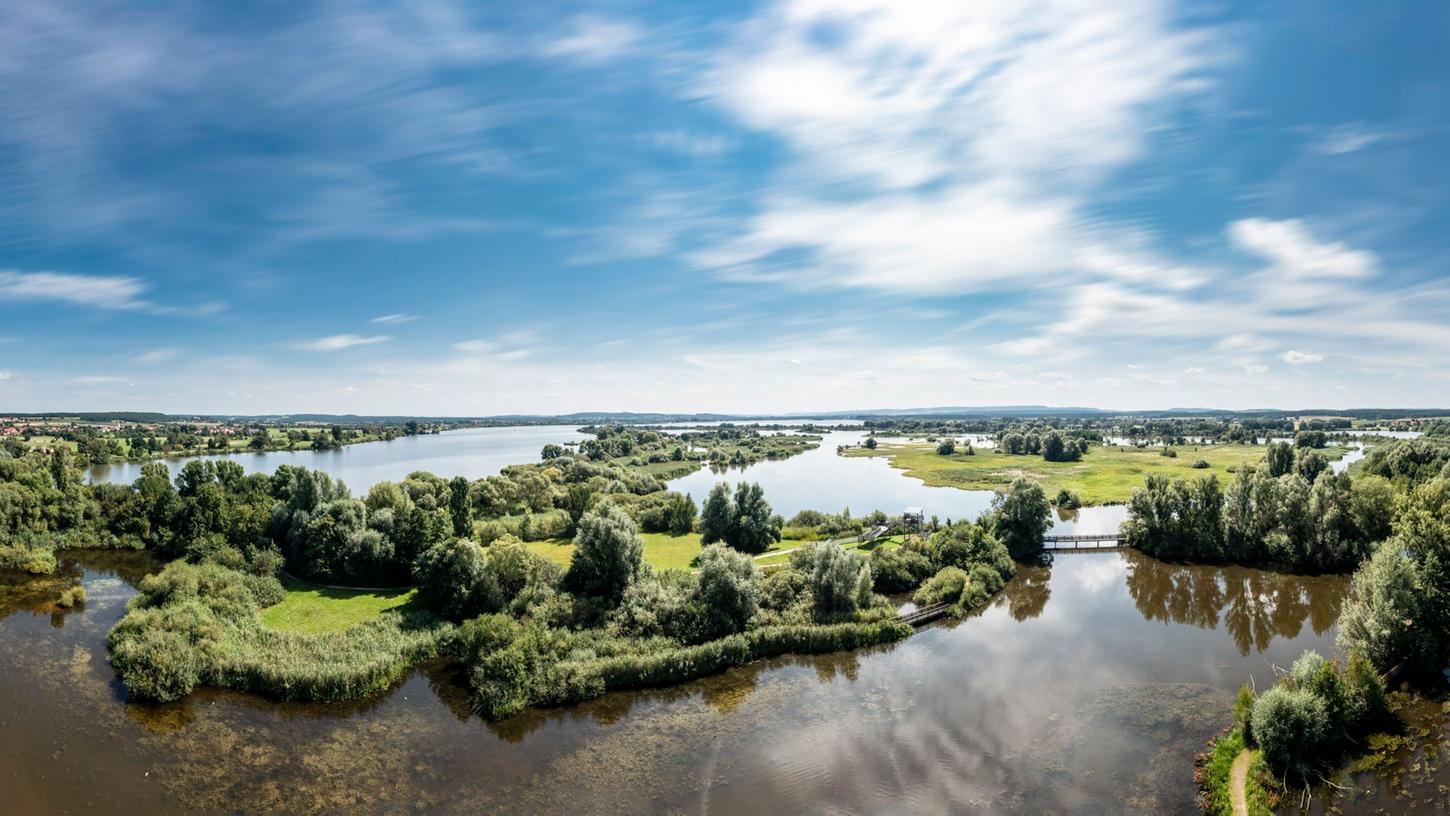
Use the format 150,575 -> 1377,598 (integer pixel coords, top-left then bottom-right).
844,441 -> 1347,505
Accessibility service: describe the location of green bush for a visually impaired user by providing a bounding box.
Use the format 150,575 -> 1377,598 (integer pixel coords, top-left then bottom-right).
467,618 -> 910,720
913,567 -> 967,607
0,543 -> 58,575
1251,686 -> 1328,775
869,546 -> 934,593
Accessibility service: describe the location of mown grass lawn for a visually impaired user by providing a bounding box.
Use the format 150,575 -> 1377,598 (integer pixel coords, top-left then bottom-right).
259,576 -> 418,634
844,442 -> 1348,505
522,531 -> 811,571
752,534 -> 903,567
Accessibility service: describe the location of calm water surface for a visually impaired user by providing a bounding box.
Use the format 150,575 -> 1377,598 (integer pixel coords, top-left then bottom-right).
8,548 -> 1417,815
669,430 -> 1127,534
85,425 -> 590,490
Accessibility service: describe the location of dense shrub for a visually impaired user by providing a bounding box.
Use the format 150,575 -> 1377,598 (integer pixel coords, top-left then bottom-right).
465,617 -> 910,720
1244,650 -> 1389,780
1251,686 -> 1329,776
759,569 -> 812,618
912,567 -> 967,607
0,542 -> 58,574
869,546 -> 934,593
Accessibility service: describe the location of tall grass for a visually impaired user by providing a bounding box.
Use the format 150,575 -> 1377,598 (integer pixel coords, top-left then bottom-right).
467,616 -> 910,720
108,561 -> 453,703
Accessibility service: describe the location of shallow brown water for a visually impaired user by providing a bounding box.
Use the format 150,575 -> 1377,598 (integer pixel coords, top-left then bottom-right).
0,549 -> 1396,815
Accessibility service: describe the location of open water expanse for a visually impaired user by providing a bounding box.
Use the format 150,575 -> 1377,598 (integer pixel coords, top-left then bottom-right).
2,548 -> 1395,814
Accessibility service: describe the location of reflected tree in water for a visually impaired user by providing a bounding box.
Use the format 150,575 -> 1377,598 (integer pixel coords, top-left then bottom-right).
1123,552 -> 1343,656
1000,566 -> 1052,621
1124,553 -> 1223,630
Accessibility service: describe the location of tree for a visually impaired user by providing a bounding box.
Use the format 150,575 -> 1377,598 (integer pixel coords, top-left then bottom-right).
448,476 -> 471,538
991,478 -> 1051,560
1000,432 -> 1026,455
1337,541 -> 1425,674
698,483 -> 733,545
1040,431 -> 1083,462
730,482 -> 780,554
563,483 -> 593,532
1349,475 -> 1396,545
936,439 -> 956,456
414,538 -> 499,619
1266,441 -> 1295,477
1395,479 -> 1450,667
791,541 -> 874,618
666,492 -> 697,536
695,543 -> 760,636
563,502 -> 644,602
1295,448 -> 1329,482
864,437 -> 878,450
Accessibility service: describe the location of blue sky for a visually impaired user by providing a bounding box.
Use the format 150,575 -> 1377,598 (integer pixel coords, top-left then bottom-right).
2,0 -> 1449,414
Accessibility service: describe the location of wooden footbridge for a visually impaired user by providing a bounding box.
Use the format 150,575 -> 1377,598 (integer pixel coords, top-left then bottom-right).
897,602 -> 952,627
1040,533 -> 1124,551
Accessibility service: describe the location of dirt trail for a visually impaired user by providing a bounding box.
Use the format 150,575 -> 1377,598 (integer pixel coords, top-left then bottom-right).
1229,749 -> 1252,816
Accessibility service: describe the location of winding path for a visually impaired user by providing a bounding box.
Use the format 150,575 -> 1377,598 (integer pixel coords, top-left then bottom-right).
1229,749 -> 1251,816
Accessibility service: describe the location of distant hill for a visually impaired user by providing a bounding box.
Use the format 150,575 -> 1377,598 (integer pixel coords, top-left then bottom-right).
8,407 -> 1448,424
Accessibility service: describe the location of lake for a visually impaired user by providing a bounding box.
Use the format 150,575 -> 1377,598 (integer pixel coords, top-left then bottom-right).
668,430 -> 1128,534
85,425 -> 591,490
8,548 -> 1439,814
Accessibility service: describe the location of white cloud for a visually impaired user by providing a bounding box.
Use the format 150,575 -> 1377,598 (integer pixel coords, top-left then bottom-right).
452,339 -> 497,354
1309,123 -> 1387,156
0,371 -> 11,380
644,130 -> 738,157
1228,218 -> 1378,280
0,269 -> 148,310
1243,364 -> 1269,375
543,15 -> 641,62
1281,350 -> 1325,365
294,334 -> 391,352
690,0 -> 1219,294
74,375 -> 126,383
370,313 -> 418,325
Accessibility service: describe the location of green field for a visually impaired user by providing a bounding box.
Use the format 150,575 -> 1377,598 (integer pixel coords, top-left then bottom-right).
844,442 -> 1348,505
522,531 -> 814,571
259,577 -> 418,634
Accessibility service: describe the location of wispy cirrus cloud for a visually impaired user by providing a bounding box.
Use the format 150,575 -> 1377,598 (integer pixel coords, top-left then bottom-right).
132,347 -> 180,364
294,334 -> 391,352
542,15 -> 642,63
370,313 -> 419,325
